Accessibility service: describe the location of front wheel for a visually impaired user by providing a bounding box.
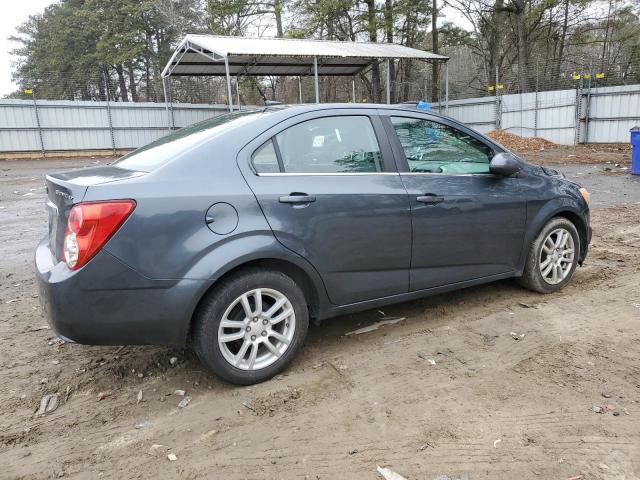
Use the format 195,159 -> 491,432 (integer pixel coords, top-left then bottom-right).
193,268 -> 309,385
517,217 -> 581,293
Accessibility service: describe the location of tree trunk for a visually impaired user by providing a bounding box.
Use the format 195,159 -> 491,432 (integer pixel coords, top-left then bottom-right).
274,0 -> 284,37
99,69 -> 107,101
384,0 -> 396,103
403,61 -> 412,100
431,0 -> 439,102
553,0 -> 570,87
115,64 -> 128,101
486,0 -> 505,85
600,0 -> 613,72
127,63 -> 138,102
364,0 -> 381,102
513,0 -> 530,93
144,49 -> 153,102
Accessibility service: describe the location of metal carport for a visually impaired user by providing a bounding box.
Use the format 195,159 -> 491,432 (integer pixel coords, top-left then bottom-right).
161,35 -> 449,111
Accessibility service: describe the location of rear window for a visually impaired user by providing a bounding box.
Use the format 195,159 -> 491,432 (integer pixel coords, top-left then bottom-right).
115,110 -> 262,172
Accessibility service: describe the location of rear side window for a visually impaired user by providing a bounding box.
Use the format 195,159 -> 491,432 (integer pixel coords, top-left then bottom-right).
275,116 -> 384,173
390,117 -> 493,174
252,140 -> 280,173
115,111 -> 261,172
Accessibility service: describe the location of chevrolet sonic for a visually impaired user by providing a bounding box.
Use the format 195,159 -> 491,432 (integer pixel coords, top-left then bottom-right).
35,104 -> 591,384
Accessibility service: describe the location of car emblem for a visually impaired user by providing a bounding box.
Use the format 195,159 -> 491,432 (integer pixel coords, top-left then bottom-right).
55,190 -> 74,201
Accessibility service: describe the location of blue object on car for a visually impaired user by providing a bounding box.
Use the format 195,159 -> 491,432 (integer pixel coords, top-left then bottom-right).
416,100 -> 431,111
631,126 -> 640,175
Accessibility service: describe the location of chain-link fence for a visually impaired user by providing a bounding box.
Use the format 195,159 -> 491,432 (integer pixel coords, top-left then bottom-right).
2,52 -> 639,155
7,49 -> 639,106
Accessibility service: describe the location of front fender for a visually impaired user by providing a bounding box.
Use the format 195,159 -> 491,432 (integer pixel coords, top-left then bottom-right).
518,196 -> 589,273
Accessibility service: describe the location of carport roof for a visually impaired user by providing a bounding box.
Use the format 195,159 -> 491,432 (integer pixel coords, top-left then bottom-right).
162,34 -> 449,78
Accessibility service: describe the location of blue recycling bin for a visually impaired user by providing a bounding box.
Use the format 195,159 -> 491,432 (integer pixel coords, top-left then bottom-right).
632,126 -> 640,175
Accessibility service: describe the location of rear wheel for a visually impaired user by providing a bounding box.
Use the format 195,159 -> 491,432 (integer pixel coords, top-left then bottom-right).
193,268 -> 309,385
517,217 -> 580,293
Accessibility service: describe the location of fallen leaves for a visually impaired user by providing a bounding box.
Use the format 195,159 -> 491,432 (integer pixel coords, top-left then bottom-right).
488,130 -> 557,152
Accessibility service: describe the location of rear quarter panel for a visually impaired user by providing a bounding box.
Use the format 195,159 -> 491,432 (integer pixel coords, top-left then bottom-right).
87,139 -> 271,280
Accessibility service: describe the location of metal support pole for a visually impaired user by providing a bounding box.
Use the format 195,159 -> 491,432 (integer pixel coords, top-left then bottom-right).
298,77 -> 302,103
162,77 -> 171,133
168,77 -> 175,129
444,62 -> 449,114
31,92 -> 45,158
313,57 -> 319,103
352,77 -> 356,103
103,72 -> 116,154
386,59 -> 391,104
224,57 -> 234,112
574,75 -> 582,145
236,77 -> 241,111
584,64 -> 593,144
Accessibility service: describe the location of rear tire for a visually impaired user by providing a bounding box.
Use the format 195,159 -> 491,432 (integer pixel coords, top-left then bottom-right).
517,217 -> 580,294
193,268 -> 309,385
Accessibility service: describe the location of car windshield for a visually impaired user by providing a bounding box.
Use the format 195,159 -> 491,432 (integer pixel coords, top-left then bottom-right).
115,110 -> 262,172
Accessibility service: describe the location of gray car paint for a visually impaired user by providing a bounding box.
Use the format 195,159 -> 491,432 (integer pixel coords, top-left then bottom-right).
35,103 -> 591,346
236,109 -> 412,305
377,110 -> 526,290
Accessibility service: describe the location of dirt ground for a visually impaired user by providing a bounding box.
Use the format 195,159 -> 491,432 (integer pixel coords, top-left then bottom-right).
1,147 -> 639,480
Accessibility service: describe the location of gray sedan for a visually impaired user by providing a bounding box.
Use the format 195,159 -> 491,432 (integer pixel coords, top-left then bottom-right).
35,104 -> 591,384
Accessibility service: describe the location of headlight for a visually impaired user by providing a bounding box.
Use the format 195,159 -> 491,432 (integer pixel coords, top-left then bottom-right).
579,187 -> 590,205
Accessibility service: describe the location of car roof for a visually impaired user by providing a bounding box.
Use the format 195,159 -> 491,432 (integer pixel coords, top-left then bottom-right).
261,102 -> 451,118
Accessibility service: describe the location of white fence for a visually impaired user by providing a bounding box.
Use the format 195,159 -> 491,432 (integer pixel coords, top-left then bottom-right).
1,83 -> 639,154
439,84 -> 640,145
0,99 -> 227,153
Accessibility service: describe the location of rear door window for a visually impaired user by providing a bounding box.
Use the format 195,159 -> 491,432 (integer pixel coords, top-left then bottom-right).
115,111 -> 261,172
275,116 -> 384,173
252,140 -> 280,173
390,117 -> 493,174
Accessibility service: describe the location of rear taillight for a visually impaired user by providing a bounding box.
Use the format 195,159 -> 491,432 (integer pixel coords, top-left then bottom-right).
62,200 -> 136,270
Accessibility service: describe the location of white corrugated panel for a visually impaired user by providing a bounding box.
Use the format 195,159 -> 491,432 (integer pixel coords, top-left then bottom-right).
1,84 -> 638,152
165,35 -> 448,77
184,34 -> 447,60
0,99 -> 226,152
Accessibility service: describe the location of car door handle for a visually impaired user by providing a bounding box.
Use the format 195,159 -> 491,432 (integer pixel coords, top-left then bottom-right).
279,193 -> 316,204
416,194 -> 444,204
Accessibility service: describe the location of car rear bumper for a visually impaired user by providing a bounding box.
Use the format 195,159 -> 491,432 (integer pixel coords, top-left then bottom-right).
35,238 -> 206,346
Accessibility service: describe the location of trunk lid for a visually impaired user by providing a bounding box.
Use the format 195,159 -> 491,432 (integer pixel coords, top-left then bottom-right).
45,166 -> 144,260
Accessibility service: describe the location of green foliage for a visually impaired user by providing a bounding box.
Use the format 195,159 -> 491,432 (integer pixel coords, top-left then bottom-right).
7,0 -> 640,101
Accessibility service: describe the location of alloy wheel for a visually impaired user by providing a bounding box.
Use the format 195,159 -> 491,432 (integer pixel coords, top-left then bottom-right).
539,227 -> 575,285
217,288 -> 296,370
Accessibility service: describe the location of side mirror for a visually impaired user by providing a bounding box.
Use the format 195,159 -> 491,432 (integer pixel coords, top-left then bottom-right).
490,152 -> 521,176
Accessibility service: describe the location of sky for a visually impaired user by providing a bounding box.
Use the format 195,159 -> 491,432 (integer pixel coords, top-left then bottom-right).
0,0 -> 470,97
1,0 -> 54,96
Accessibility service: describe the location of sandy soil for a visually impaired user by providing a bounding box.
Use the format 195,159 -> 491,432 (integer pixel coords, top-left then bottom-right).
1,150 -> 639,480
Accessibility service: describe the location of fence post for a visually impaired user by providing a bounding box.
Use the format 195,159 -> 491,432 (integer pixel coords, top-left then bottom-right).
494,66 -> 502,130
574,75 -> 583,145
103,72 -> 116,155
31,92 -> 46,158
584,67 -> 592,144
534,63 -> 539,137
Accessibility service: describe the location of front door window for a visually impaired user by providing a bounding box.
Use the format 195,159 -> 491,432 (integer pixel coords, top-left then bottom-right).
390,117 -> 493,174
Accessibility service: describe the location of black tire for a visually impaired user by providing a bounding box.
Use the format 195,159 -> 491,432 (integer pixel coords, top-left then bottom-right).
517,217 -> 581,294
193,268 -> 309,385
